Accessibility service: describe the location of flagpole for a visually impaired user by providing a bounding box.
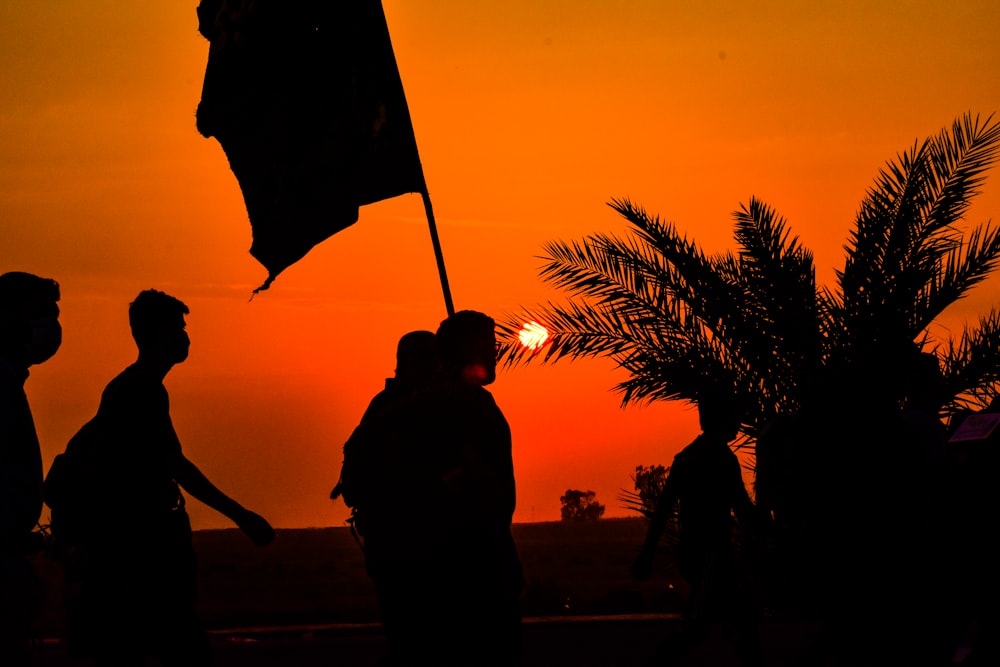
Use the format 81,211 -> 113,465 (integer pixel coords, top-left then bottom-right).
420,188 -> 455,316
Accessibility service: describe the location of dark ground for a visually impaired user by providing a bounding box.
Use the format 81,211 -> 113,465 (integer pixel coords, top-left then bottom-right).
22,518 -> 791,665
31,518 -> 689,635
22,518 -> 979,665
27,615 -> 833,667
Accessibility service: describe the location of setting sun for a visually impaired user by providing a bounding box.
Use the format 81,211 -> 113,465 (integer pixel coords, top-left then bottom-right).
518,321 -> 549,351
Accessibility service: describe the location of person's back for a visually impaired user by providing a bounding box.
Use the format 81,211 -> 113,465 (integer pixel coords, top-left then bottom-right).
67,375 -> 199,662
358,372 -> 517,586
334,329 -> 438,538
360,329 -> 439,422
669,431 -> 749,561
88,364 -> 187,528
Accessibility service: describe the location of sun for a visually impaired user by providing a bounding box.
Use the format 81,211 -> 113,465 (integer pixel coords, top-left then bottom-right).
518,321 -> 549,350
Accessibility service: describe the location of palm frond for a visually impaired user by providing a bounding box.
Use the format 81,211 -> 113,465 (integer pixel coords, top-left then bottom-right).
498,112 -> 1000,478
916,223 -> 1000,332
924,112 -> 1000,232
941,308 -> 1000,414
831,113 -> 1000,383
728,198 -> 821,411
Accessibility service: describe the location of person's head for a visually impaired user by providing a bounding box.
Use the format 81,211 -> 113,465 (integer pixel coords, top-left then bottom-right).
129,289 -> 190,364
394,330 -> 439,384
696,384 -> 742,442
0,271 -> 61,367
435,310 -> 497,385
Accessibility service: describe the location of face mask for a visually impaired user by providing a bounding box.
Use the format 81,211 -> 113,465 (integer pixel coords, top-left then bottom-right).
27,316 -> 62,365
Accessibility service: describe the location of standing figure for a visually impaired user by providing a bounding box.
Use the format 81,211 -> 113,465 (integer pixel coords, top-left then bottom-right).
46,289 -> 274,666
632,387 -> 765,667
0,271 -> 61,666
358,329 -> 440,423
333,329 -> 440,664
348,311 -> 523,666
332,329 -> 439,515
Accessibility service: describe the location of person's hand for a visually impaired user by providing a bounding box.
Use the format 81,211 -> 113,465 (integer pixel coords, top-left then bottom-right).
630,546 -> 656,581
237,510 -> 275,547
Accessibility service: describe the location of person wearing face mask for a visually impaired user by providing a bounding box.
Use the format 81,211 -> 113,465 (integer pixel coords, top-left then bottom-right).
0,271 -> 61,666
46,289 -> 274,666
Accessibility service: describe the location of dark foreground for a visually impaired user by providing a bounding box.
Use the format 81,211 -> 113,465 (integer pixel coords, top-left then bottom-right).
25,520 -> 981,665
29,614 -> 836,667
32,520 -> 689,635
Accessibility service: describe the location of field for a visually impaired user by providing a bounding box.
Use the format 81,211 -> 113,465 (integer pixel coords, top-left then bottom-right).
31,517 -> 687,638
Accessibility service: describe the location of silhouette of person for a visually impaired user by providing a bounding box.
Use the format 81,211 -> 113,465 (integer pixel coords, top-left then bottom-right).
348,311 -> 523,666
332,329 -> 442,664
362,329 -> 440,422
55,289 -> 274,666
0,271 -> 61,666
631,386 -> 765,667
331,329 -> 439,510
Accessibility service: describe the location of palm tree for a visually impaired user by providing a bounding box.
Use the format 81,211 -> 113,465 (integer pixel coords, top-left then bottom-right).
497,112 -> 1000,450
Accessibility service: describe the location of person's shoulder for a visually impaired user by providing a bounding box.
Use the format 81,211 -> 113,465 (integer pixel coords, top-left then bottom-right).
102,368 -> 133,395
458,382 -> 501,414
360,386 -> 401,422
420,377 -> 490,401
677,433 -> 734,460
100,366 -> 166,406
672,437 -> 701,464
413,379 -> 502,423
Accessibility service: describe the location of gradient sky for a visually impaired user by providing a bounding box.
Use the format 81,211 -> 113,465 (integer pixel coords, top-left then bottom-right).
3,1 -> 999,529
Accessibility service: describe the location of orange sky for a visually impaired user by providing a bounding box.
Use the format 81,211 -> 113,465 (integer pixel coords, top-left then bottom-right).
3,1 -> 999,529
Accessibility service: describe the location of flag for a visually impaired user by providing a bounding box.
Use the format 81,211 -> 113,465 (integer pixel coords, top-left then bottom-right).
195,0 -> 425,292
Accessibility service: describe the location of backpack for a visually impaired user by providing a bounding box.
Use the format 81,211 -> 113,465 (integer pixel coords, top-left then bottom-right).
43,419 -> 106,551
333,412 -> 418,542
331,419 -> 381,538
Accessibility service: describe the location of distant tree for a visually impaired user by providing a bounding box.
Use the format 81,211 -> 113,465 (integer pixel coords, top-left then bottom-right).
618,464 -> 669,516
619,465 -> 679,547
560,489 -> 605,522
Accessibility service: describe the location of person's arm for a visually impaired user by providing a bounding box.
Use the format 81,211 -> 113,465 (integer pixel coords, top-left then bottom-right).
0,370 -> 21,540
726,449 -> 761,522
630,472 -> 678,580
729,456 -> 773,539
174,454 -> 274,546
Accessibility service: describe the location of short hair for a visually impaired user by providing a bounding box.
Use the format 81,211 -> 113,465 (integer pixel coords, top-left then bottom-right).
395,330 -> 437,380
435,310 -> 495,373
696,384 -> 741,435
0,272 -> 60,322
129,289 -> 189,345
